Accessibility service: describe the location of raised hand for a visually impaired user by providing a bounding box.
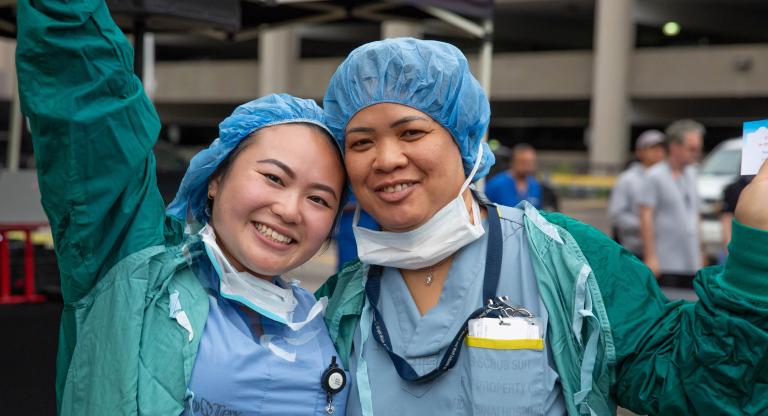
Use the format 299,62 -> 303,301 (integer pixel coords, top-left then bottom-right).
735,159 -> 768,231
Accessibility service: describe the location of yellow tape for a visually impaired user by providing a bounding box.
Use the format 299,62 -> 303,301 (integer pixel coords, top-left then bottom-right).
6,230 -> 54,246
465,337 -> 544,350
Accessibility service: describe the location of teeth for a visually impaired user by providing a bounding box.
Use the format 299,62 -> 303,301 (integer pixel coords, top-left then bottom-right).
255,223 -> 293,244
382,183 -> 414,193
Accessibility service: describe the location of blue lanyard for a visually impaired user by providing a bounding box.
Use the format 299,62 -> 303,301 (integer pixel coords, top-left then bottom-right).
364,203 -> 504,383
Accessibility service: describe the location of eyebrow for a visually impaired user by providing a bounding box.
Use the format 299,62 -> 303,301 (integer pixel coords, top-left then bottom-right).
346,115 -> 430,134
345,126 -> 375,135
309,183 -> 338,200
258,158 -> 338,200
257,159 -> 295,179
390,115 -> 428,128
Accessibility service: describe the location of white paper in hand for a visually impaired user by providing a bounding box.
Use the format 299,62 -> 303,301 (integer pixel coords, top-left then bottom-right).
742,119 -> 768,175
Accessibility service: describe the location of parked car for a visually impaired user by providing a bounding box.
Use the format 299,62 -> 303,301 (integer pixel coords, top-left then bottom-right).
697,138 -> 742,259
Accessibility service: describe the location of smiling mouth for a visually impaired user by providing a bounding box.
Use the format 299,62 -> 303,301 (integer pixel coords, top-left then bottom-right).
376,182 -> 417,193
254,222 -> 294,245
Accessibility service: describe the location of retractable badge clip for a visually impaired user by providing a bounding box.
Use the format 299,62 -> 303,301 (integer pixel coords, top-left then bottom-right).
321,356 -> 346,414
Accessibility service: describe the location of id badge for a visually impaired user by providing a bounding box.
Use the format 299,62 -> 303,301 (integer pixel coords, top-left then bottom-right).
466,317 -> 544,350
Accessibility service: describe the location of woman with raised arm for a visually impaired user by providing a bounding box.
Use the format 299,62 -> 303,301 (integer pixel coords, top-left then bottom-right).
17,1 -> 350,415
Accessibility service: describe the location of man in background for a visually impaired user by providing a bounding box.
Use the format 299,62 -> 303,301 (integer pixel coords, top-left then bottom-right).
485,143 -> 558,210
608,130 -> 666,258
639,119 -> 705,287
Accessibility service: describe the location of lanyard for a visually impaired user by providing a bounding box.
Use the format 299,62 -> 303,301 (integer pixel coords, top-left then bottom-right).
364,203 -> 505,384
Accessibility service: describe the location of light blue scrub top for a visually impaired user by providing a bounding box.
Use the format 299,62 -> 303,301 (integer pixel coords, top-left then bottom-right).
346,206 -> 566,415
184,276 -> 349,416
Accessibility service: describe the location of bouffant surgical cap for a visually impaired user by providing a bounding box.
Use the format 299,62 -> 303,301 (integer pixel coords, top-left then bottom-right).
166,93 -> 334,224
323,38 -> 495,180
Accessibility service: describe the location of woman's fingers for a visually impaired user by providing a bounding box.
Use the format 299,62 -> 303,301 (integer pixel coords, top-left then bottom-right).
734,160 -> 768,231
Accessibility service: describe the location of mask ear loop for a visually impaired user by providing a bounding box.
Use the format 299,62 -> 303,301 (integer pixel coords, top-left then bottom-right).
459,143 -> 485,223
459,142 -> 485,195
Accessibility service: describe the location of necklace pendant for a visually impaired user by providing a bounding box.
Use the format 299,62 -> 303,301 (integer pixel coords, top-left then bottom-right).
425,269 -> 433,286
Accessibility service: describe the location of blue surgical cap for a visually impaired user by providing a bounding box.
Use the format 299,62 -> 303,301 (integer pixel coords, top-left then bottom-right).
166,93 -> 334,224
323,38 -> 495,180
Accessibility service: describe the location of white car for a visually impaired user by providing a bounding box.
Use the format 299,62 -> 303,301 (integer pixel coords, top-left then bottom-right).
697,138 -> 742,259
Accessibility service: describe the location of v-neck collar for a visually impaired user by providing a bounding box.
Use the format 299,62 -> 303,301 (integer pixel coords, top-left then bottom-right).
378,221 -> 489,358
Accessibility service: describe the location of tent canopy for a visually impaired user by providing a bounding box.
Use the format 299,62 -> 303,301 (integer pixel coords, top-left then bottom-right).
0,1 -> 492,36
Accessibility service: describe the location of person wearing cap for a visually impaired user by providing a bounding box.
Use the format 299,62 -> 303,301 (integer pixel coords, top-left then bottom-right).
638,120 -> 706,287
17,1 -> 350,415
316,38 -> 768,415
608,130 -> 666,257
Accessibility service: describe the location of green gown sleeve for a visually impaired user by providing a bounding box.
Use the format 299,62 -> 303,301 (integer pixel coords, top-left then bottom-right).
544,212 -> 768,415
16,0 -> 165,304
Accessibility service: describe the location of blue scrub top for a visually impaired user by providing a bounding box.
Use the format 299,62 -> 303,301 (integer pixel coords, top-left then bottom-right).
346,206 -> 566,415
184,276 -> 349,416
485,172 -> 542,209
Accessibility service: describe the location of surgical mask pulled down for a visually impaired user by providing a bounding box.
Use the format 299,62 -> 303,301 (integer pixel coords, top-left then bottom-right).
353,143 -> 486,270
199,224 -> 325,331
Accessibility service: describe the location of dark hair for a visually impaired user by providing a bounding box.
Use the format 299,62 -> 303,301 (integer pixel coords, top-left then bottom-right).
510,143 -> 536,165
207,122 -> 348,244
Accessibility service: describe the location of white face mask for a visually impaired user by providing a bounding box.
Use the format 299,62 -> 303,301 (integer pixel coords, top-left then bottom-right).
198,224 -> 326,331
352,143 -> 486,270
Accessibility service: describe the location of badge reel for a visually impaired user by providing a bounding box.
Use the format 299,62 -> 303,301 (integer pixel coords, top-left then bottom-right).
321,356 -> 346,414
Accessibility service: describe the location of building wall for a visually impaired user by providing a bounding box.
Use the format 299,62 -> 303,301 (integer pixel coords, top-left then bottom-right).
148,44 -> 768,103
0,42 -> 763,104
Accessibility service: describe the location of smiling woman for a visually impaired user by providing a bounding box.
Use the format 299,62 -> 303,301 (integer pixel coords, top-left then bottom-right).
16,1 -> 351,415
206,123 -> 344,278
344,103 -> 467,232
317,37 -> 768,416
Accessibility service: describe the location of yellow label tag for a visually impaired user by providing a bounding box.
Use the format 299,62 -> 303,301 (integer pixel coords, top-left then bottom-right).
465,337 -> 544,350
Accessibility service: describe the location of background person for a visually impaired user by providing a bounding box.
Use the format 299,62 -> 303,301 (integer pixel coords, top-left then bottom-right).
608,129 -> 666,257
639,119 -> 705,287
485,143 -> 558,210
335,194 -> 379,271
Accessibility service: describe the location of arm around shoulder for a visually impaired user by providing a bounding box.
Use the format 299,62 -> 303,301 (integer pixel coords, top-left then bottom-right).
720,160 -> 768,301
719,220 -> 768,302
544,208 -> 768,415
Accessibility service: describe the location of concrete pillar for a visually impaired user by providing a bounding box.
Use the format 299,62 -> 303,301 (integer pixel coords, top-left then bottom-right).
7,74 -> 21,172
588,0 -> 635,174
142,33 -> 157,101
381,20 -> 422,39
0,39 -> 20,172
259,26 -> 298,96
